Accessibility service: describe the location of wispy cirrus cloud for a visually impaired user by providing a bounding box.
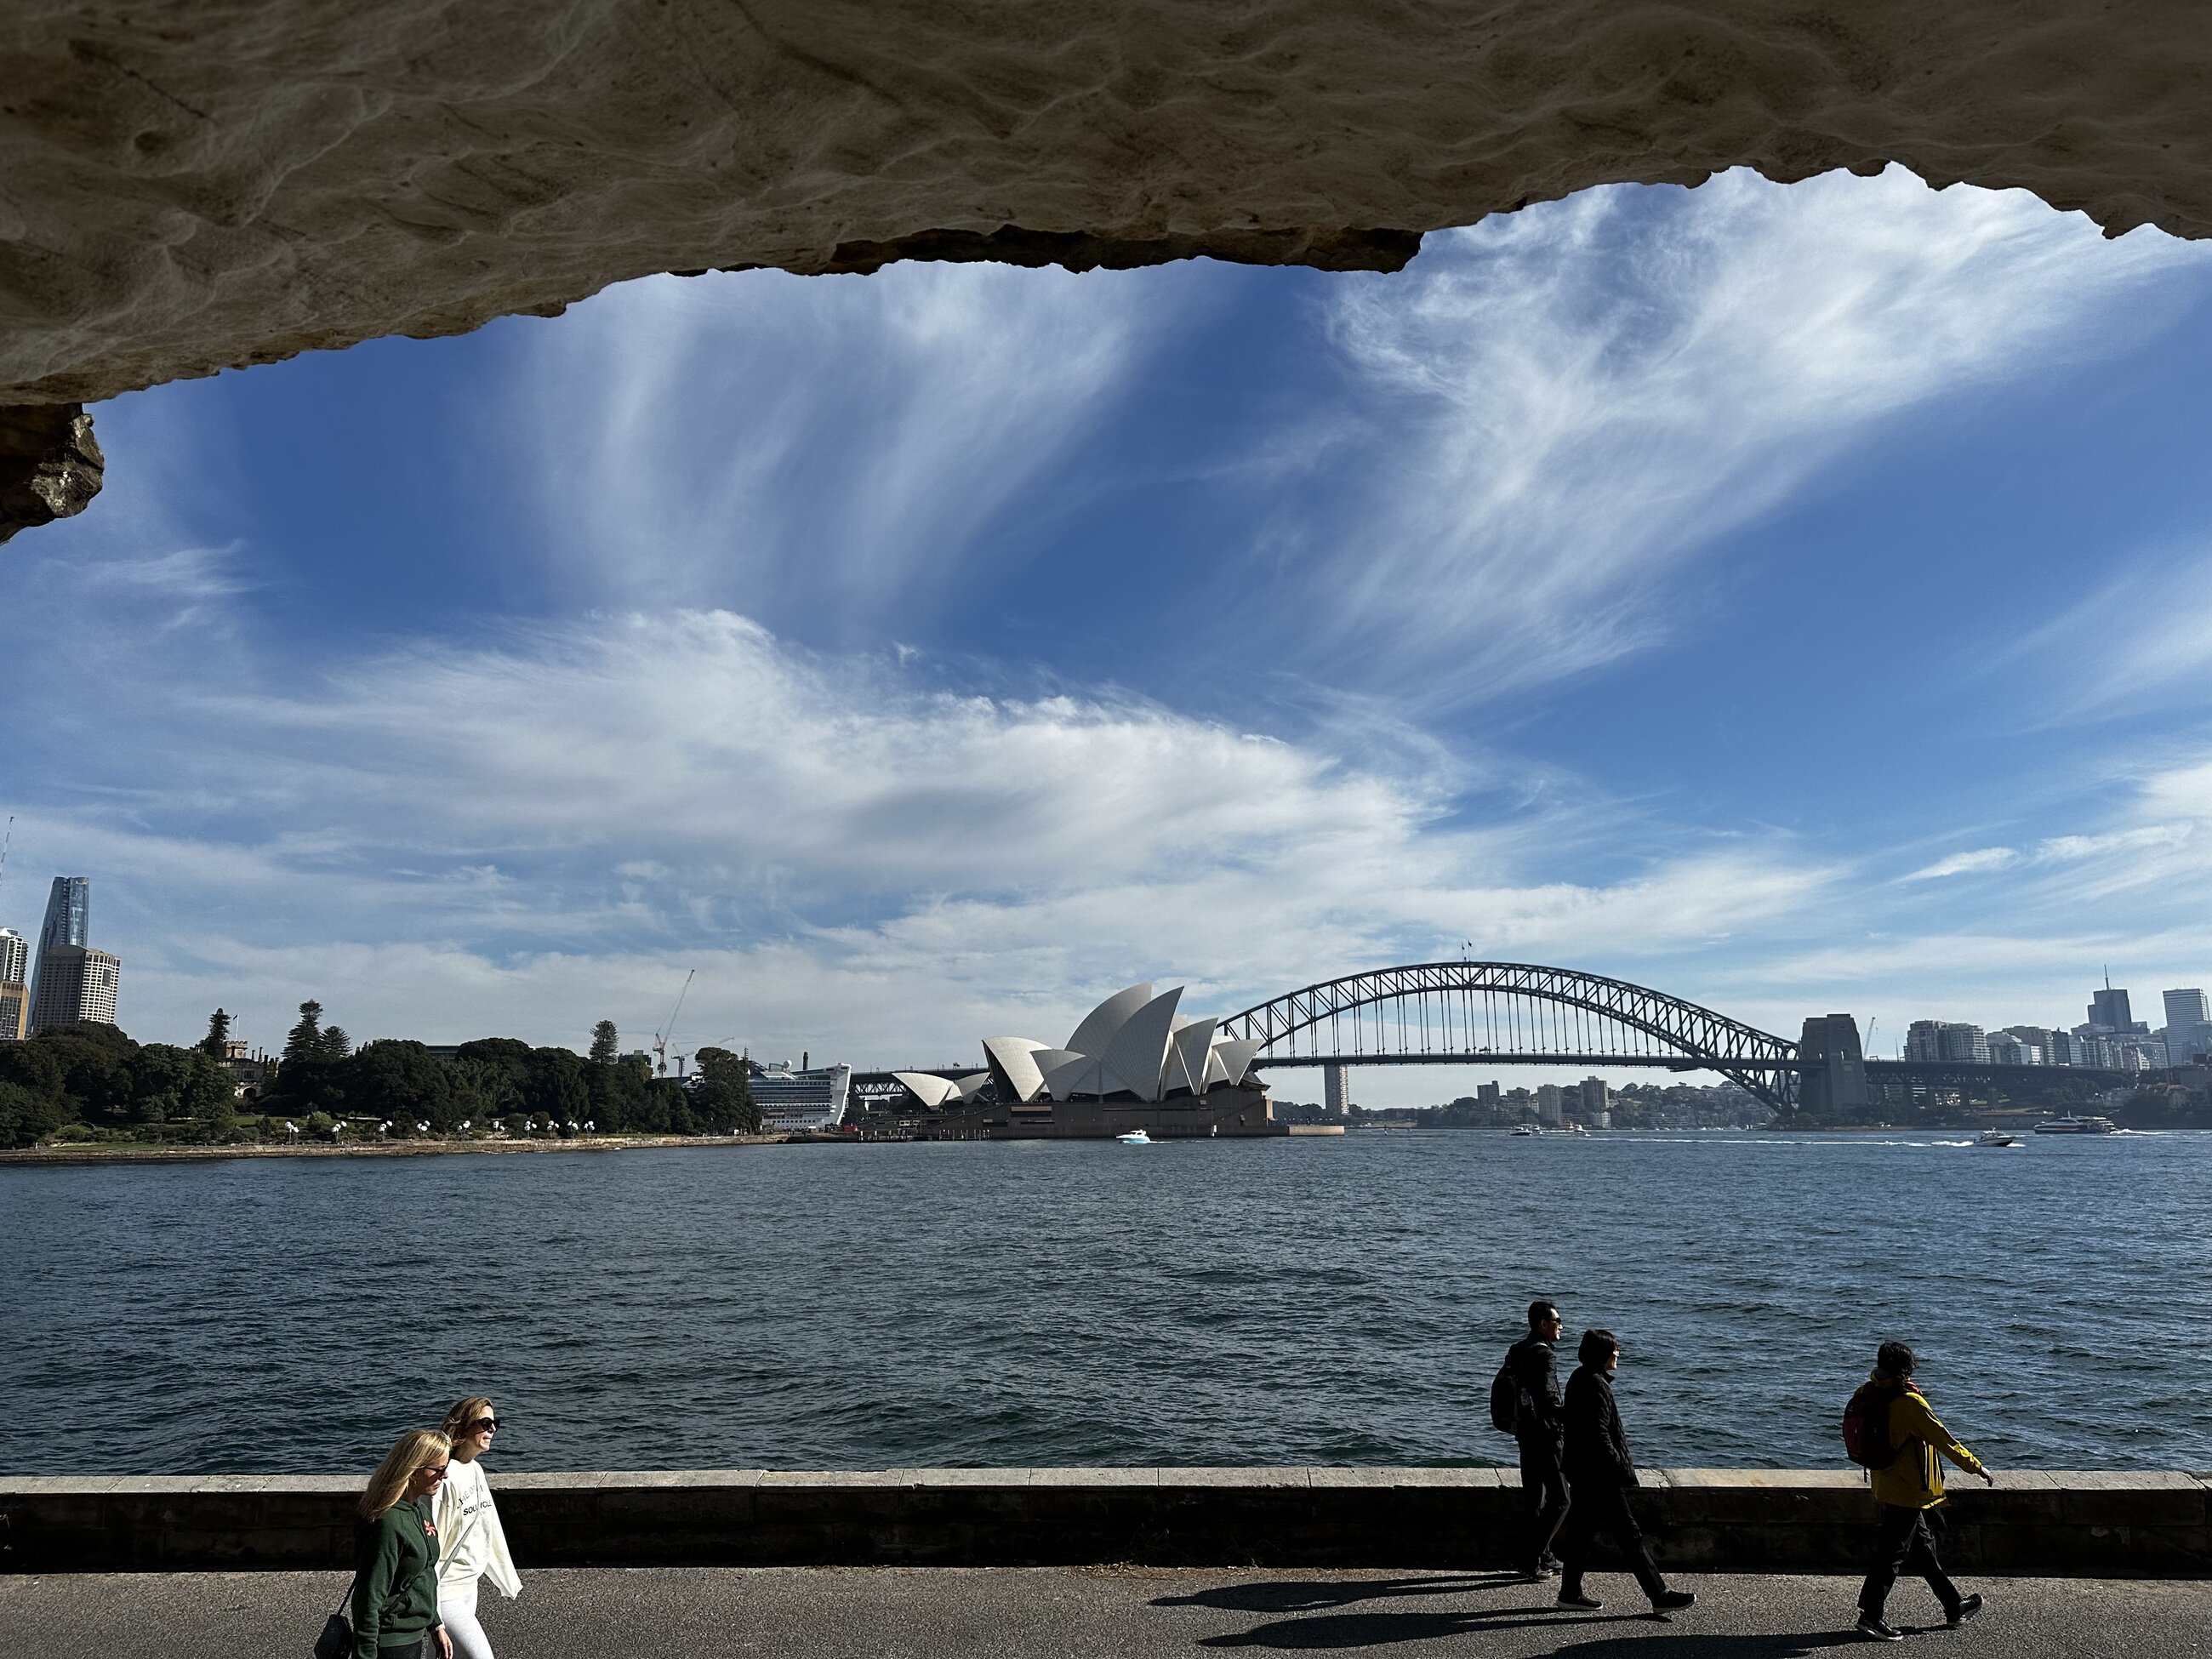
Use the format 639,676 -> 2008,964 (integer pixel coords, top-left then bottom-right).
1280,166 -> 2205,704
510,263 -> 1191,632
2004,543 -> 2212,720
1902,847 -> 2021,881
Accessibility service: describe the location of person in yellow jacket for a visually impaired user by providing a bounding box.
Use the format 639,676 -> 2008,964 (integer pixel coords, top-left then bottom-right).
1855,1341 -> 1995,1643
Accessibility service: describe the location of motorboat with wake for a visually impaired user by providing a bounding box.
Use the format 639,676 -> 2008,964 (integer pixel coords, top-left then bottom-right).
1975,1129 -> 2019,1148
1116,1127 -> 1153,1144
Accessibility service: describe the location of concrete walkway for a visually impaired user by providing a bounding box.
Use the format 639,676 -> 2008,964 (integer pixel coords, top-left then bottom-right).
3,1568 -> 2203,1656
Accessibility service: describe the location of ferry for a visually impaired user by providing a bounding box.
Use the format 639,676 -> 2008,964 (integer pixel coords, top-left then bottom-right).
2032,1115 -> 2118,1135
1115,1127 -> 1153,1145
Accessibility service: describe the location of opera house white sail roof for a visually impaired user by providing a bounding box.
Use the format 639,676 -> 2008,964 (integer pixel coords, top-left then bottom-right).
894,984 -> 1262,1108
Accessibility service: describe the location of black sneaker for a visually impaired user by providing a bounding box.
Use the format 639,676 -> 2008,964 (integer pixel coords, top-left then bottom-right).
1651,1590 -> 1696,1611
1855,1615 -> 1904,1642
1947,1593 -> 1985,1628
1523,1561 -> 1557,1582
1557,1590 -> 1603,1610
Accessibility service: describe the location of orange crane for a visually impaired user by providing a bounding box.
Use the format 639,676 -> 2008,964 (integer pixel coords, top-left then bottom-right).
653,970 -> 695,1077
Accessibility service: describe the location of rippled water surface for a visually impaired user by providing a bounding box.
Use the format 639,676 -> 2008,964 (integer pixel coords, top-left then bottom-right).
4,1131 -> 2209,1474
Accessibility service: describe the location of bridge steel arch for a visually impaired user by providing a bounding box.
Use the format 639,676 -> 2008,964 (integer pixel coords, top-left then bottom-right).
1217,961 -> 1803,1114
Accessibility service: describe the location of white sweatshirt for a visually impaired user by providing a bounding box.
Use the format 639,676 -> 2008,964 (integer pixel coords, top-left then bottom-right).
435,1457 -> 522,1600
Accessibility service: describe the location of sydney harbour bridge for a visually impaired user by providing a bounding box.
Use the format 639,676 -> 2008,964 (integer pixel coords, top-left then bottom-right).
1212,961 -> 2137,1116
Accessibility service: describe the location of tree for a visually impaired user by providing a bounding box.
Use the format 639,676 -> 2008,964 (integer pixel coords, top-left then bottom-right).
198,1008 -> 232,1058
450,1058 -> 522,1128
589,1020 -> 619,1067
282,1002 -> 326,1067
319,1025 -> 352,1062
0,1079 -> 72,1149
692,1046 -> 761,1135
334,1040 -> 456,1129
524,1046 -> 590,1128
588,1051 -> 647,1132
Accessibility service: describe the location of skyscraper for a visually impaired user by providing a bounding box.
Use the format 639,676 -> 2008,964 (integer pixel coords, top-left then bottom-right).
28,946 -> 120,1035
2166,989 -> 2212,1065
2088,983 -> 2134,1034
27,876 -> 88,1020
0,926 -> 26,1040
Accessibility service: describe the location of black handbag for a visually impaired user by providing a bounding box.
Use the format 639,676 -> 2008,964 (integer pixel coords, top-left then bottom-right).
313,1575 -> 357,1659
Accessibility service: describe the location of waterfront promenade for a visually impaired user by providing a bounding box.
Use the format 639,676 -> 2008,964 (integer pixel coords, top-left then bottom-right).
6,1567 -> 2203,1656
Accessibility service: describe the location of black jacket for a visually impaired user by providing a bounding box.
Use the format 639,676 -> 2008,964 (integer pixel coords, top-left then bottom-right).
1562,1364 -> 1638,1487
1508,1335 -> 1563,1439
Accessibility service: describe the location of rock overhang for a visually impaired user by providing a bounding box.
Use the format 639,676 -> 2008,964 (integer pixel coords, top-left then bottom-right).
5,0 -> 2210,539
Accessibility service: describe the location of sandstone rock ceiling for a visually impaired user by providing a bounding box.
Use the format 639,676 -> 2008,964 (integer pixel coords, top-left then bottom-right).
3,1 -> 2209,539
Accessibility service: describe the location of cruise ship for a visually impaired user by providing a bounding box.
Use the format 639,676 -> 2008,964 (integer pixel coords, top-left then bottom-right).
746,1060 -> 853,1132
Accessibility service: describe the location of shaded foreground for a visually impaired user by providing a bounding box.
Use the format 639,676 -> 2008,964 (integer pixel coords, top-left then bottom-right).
6,1568 -> 2204,1657
12,1468 -> 2208,1577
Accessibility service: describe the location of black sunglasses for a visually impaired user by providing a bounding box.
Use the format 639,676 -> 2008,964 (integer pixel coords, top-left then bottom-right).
468,1417 -> 499,1432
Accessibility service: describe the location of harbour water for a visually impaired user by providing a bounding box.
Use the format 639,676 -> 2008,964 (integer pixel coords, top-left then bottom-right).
3,1130 -> 2208,1475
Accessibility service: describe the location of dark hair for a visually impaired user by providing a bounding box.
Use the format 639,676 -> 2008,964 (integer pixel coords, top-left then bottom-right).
1875,1341 -> 1916,1379
1528,1300 -> 1559,1331
1578,1328 -> 1619,1366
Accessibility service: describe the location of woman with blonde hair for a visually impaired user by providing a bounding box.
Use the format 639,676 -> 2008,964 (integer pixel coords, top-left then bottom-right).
349,1429 -> 453,1659
433,1396 -> 521,1659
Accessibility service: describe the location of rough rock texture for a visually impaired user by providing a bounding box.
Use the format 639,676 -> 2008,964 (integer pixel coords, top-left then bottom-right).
0,404 -> 103,545
3,2 -> 2212,533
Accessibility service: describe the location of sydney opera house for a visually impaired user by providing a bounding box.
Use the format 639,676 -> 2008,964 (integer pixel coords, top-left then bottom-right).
888,983 -> 1282,1138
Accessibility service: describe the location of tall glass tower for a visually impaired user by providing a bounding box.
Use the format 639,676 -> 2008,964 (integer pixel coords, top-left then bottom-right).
28,876 -> 89,1018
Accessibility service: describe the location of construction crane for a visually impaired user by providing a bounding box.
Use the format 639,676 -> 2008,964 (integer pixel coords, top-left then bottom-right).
653,970 -> 695,1077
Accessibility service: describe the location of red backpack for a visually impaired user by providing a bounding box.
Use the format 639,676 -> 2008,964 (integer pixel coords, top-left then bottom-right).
1841,1381 -> 1901,1469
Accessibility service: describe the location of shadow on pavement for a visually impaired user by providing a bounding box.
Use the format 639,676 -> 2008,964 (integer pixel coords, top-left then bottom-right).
1154,1576 -> 1531,1615
1537,1638 -> 1870,1657
1192,1608 -> 1649,1648
1163,1580 -> 1877,1653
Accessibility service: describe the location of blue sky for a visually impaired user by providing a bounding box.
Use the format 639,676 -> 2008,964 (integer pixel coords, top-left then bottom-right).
6,167 -> 2211,1100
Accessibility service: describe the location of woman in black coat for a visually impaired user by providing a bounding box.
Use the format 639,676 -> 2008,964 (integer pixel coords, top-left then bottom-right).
1556,1328 -> 1696,1614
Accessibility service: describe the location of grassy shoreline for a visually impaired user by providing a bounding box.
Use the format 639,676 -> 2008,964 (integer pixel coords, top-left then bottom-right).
0,1133 -> 805,1166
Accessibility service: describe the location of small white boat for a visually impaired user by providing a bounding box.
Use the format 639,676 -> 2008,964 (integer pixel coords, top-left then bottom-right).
1975,1129 -> 2019,1148
1116,1128 -> 1152,1144
1511,1125 -> 1538,1137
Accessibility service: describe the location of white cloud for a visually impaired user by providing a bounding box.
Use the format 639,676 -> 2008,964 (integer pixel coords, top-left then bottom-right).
511,263 -> 1188,631
0,556 -> 1839,1069
2006,544 -> 2212,719
1288,167 -> 2205,703
1903,847 -> 2021,881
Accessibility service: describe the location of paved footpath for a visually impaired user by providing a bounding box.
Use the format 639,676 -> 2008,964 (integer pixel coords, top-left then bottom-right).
4,1568 -> 2207,1657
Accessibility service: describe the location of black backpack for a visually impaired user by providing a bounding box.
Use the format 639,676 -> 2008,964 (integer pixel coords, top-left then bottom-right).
1489,1352 -> 1525,1435
1841,1381 -> 1900,1469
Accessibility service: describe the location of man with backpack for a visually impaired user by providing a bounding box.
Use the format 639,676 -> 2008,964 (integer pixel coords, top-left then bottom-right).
1491,1299 -> 1571,1580
1844,1341 -> 1994,1642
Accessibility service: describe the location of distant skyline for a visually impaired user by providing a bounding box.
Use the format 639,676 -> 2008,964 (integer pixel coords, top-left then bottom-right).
5,167 -> 2212,1103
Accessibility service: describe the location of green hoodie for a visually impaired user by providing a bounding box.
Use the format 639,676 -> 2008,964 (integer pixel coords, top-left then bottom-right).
351,1495 -> 442,1656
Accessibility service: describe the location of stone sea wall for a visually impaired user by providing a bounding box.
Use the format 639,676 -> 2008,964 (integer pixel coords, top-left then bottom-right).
6,1468 -> 2208,1576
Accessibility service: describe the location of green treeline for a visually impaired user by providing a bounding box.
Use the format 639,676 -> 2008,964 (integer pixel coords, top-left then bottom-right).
0,1023 -> 238,1149
0,1005 -> 760,1150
